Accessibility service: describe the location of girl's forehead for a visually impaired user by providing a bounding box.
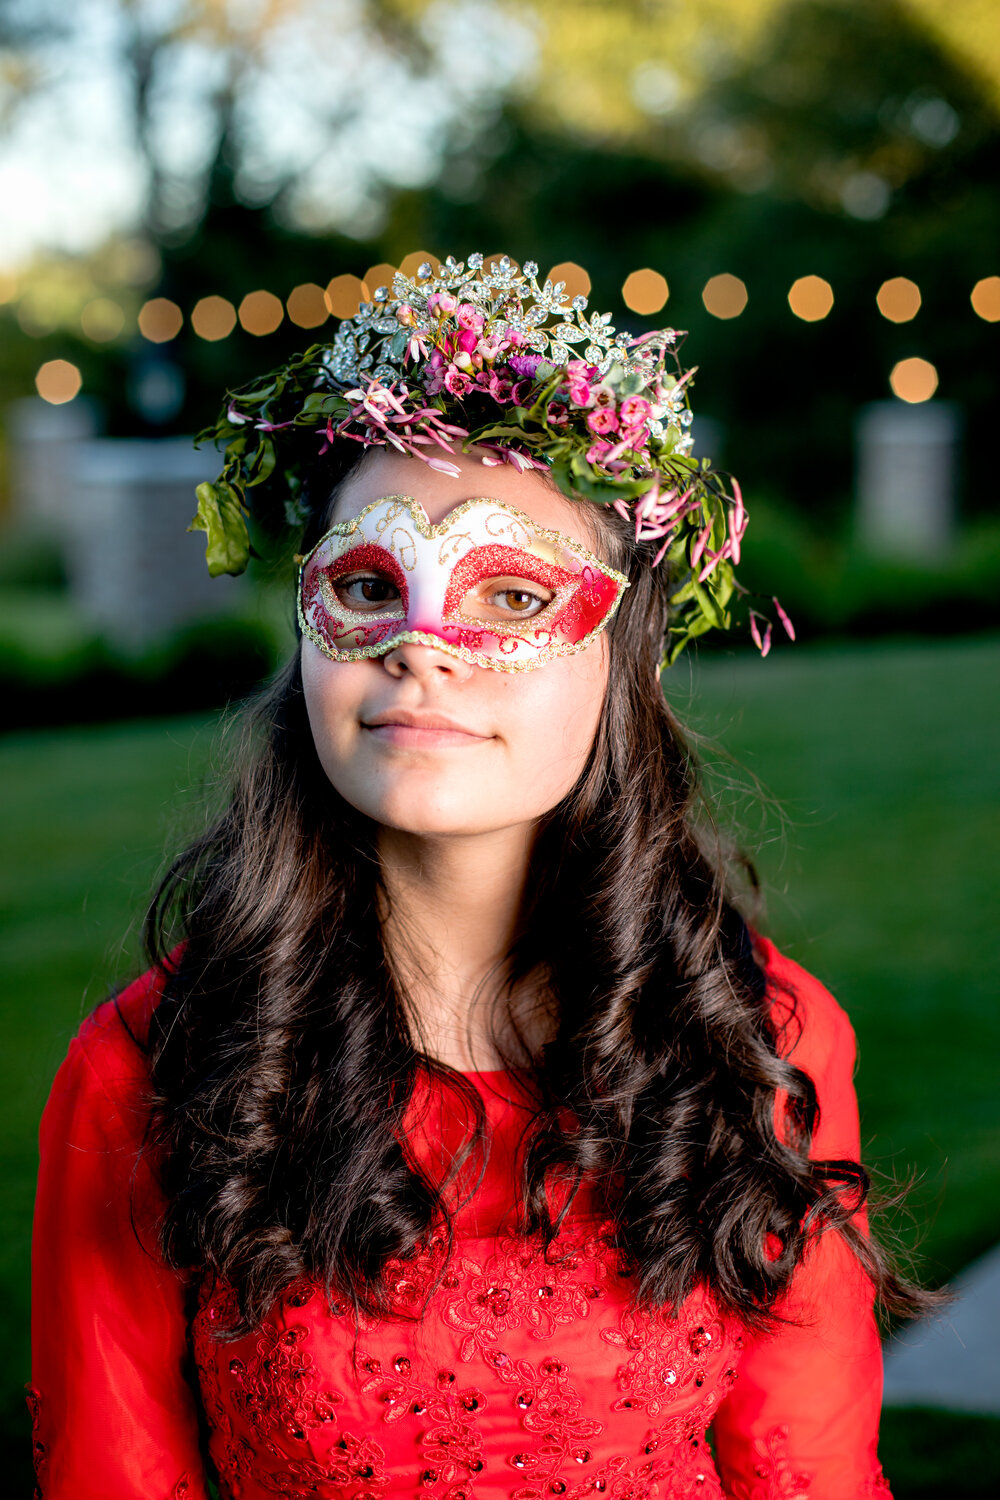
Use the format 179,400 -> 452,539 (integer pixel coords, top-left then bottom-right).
330,449 -> 601,553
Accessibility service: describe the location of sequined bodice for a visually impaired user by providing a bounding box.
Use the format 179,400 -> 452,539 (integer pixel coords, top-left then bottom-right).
190,1070 -> 738,1500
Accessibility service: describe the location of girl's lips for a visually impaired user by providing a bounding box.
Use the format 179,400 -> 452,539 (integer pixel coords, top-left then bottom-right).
365,717 -> 494,747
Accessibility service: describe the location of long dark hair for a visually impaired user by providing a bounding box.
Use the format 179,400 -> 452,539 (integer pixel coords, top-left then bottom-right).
131,443 -> 923,1342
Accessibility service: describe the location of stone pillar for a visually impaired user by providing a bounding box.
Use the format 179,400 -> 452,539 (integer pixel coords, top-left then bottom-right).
5,396 -> 101,529
69,437 -> 243,648
855,400 -> 960,559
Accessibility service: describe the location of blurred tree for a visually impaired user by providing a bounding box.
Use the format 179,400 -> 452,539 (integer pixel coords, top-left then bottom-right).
395,0 -> 998,522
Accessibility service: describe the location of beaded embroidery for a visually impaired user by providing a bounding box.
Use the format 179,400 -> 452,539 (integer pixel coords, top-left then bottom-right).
189,1215 -> 740,1500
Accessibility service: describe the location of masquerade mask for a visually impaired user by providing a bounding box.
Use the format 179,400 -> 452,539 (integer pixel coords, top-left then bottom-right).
297,494 -> 630,672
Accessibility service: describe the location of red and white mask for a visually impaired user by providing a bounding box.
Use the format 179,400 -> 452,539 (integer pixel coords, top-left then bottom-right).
298,494 -> 630,672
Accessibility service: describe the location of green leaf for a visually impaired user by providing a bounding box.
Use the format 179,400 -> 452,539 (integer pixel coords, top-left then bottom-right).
467,423 -> 533,447
187,481 -> 250,577
246,438 -> 276,488
300,392 -> 346,417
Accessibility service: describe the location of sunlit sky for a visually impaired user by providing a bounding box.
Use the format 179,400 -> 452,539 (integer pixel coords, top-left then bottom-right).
0,0 -> 537,269
1,0 -> 996,272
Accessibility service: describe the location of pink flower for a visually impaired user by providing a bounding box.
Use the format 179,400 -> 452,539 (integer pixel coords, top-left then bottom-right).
621,423 -> 649,450
505,329 -> 527,349
566,359 -> 590,382
567,378 -> 592,407
690,522 -> 713,567
586,440 -> 614,464
488,372 -> 514,403
405,332 -> 431,364
774,597 -> 796,641
427,291 -> 458,317
590,381 -> 616,411
478,336 -> 504,361
587,406 -> 619,435
456,303 -> 485,332
619,395 -> 652,427
443,365 -> 472,397
749,611 -> 772,658
456,327 -> 479,355
396,303 -> 417,326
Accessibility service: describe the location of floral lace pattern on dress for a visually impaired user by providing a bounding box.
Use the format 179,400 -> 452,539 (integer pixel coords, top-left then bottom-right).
191,1219 -> 734,1499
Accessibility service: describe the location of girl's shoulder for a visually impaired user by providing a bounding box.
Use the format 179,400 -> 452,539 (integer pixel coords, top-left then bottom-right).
752,932 -> 861,1159
69,948 -> 183,1119
753,930 -> 858,1082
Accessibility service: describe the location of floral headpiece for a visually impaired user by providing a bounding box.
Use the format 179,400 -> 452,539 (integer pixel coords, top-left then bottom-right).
191,252 -> 793,663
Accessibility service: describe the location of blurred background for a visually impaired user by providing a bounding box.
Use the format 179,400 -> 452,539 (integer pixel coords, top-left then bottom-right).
1,0 -> 997,1493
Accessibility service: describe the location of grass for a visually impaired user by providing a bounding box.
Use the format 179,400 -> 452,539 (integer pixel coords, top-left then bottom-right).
2,634 -> 998,1494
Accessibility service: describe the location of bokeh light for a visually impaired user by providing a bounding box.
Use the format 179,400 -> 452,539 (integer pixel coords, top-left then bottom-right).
702,274 -> 748,319
398,250 -> 441,279
890,356 -> 938,402
325,274 -> 366,319
0,270 -> 17,304
788,275 -> 834,322
286,283 -> 329,329
970,276 -> 1000,322
547,262 -> 591,300
239,290 -> 284,336
35,359 -> 81,404
80,297 -> 125,342
622,268 -> 669,315
192,295 -> 237,341
877,277 -> 922,323
362,263 -> 397,299
138,297 -> 183,343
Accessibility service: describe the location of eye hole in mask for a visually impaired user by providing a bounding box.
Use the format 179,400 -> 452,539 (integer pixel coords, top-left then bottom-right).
298,495 -> 630,672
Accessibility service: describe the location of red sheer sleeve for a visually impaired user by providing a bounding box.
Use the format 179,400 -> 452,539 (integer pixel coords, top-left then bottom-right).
26,965 -> 210,1500
710,939 -> 892,1499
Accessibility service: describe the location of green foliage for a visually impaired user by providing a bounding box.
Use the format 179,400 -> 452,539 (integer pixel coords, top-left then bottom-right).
0,589 -> 282,729
728,499 -> 1000,642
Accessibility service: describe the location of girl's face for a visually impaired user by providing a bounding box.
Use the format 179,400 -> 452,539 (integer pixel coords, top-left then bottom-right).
301,447 -> 612,837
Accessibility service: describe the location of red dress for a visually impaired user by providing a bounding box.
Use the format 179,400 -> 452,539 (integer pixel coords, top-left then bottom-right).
26,937 -> 891,1499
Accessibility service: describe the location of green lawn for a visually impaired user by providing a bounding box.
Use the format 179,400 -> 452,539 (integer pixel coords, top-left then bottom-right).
2,634 -> 998,1494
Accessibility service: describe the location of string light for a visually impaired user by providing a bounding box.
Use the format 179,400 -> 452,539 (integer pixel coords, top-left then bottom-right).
622,269 -> 669,315
788,276 -> 834,322
35,359 -> 82,404
890,356 -> 938,402
362,263 -> 398,300
546,262 -> 591,300
702,274 -> 748,319
877,277 -> 921,323
192,295 -> 237,341
398,250 -> 441,278
138,297 -> 183,342
970,276 -> 1000,322
286,283 -> 328,329
239,290 -> 284,336
325,274 -> 366,319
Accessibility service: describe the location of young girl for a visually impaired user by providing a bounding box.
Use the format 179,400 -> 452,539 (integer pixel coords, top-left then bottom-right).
28,254 -> 919,1498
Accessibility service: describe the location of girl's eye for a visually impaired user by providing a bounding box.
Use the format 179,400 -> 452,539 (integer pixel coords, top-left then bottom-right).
332,572 -> 401,611
465,577 -> 555,621
491,588 -> 546,616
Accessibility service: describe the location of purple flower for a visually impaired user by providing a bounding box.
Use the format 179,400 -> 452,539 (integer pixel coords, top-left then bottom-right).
507,353 -> 544,380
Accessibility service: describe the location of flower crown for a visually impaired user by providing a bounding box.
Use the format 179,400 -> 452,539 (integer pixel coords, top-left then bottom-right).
191,252 -> 792,663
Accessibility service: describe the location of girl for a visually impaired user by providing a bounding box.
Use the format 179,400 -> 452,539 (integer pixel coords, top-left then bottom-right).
28,254 -> 921,1499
